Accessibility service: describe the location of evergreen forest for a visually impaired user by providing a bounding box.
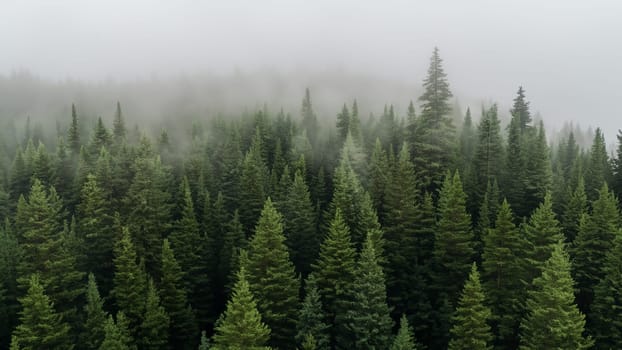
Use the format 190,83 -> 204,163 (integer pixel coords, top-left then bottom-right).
2,48 -> 622,350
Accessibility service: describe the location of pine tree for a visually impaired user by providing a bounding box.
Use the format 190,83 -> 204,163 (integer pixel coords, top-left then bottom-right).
345,234 -> 393,350
562,175 -> 587,242
522,122 -> 552,214
12,274 -> 72,350
296,274 -> 330,350
391,315 -> 418,350
140,279 -> 170,350
82,274 -> 107,350
586,128 -> 610,201
473,104 -> 504,209
434,171 -> 475,302
412,47 -> 456,192
113,101 -> 127,143
504,115 -> 525,217
481,200 -> 525,348
0,223 -> 20,349
511,86 -> 532,132
245,198 -> 299,350
519,243 -> 593,350
312,209 -> 357,348
572,183 -> 620,315
78,173 -> 115,295
613,130 -> 622,201
160,239 -> 197,350
212,265 -> 271,350
522,193 -> 564,285
280,170 -> 318,276
100,313 -> 135,350
112,227 -> 147,336
239,128 -> 269,233
301,88 -> 318,147
169,177 -> 202,295
336,104 -> 351,143
88,117 -> 112,159
448,263 -> 493,350
591,234 -> 622,349
368,138 -> 389,215
68,104 -> 81,156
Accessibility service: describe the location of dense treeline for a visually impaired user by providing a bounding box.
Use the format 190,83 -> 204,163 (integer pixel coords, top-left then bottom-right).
1,48 -> 622,349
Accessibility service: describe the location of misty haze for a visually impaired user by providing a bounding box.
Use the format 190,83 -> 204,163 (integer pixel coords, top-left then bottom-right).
1,1 -> 621,350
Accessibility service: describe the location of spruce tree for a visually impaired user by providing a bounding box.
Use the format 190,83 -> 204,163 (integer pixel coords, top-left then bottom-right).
613,129 -> 622,201
522,193 -> 564,285
590,234 -> 622,349
113,101 -> 127,143
212,265 -> 271,350
368,138 -> 389,215
140,279 -> 170,350
296,274 -> 330,350
481,199 -> 525,347
312,209 -> 357,348
448,263 -> 493,350
245,198 -> 299,350
301,88 -> 318,147
12,274 -> 72,350
434,171 -> 475,302
586,128 -> 610,201
82,274 -> 107,350
572,183 -> 620,315
562,175 -> 587,242
160,239 -> 197,350
345,234 -> 393,350
473,104 -> 504,209
100,313 -> 135,350
281,170 -> 318,276
412,47 -> 455,192
68,103 -> 81,156
239,128 -> 269,233
112,227 -> 147,336
519,243 -> 593,350
391,315 -> 418,350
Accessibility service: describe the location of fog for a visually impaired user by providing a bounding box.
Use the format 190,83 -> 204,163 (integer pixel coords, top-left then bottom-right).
1,0 -> 621,140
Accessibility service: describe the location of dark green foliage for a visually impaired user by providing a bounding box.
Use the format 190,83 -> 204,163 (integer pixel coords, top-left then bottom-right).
112,227 -> 147,336
368,138 -> 389,216
562,176 -> 588,242
0,223 -> 20,349
280,170 -> 318,276
301,88 -> 318,147
82,274 -> 107,350
448,263 -> 493,350
296,274 -> 330,350
68,104 -> 81,156
434,171 -> 475,302
245,198 -> 299,350
78,174 -> 115,296
141,279 -> 170,350
100,313 -> 135,350
391,315 -> 418,350
511,86 -> 532,132
522,193 -> 564,285
591,234 -> 622,349
12,274 -> 72,350
411,47 -> 456,191
345,234 -> 393,350
519,243 -> 593,350
239,128 -> 269,234
572,183 -> 620,315
473,104 -> 504,209
212,265 -> 271,350
160,239 -> 197,350
113,102 -> 127,143
312,209 -> 357,348
522,122 -> 552,214
586,128 -> 610,201
481,200 -> 525,348
613,129 -> 622,201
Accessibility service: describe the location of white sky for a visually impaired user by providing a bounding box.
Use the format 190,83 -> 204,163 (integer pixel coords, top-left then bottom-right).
1,0 -> 621,136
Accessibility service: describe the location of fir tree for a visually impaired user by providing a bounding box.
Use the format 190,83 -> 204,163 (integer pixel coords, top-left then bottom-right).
312,209 -> 357,348
481,200 -> 525,348
296,274 -> 330,350
112,227 -> 147,336
12,274 -> 72,350
113,101 -> 127,143
212,265 -> 271,350
591,234 -> 622,349
391,315 -> 418,350
345,234 -> 393,350
572,183 -> 620,315
562,176 -> 588,242
82,274 -> 107,350
586,128 -> 610,201
160,239 -> 197,350
68,104 -> 81,156
448,263 -> 493,350
301,88 -> 318,147
519,243 -> 593,350
100,313 -> 135,350
239,128 -> 269,234
412,47 -> 455,192
245,198 -> 299,350
141,279 -> 170,350
613,129 -> 622,201
511,86 -> 532,132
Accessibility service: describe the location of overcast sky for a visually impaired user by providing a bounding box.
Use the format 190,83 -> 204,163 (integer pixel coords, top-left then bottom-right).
1,0 -> 621,138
